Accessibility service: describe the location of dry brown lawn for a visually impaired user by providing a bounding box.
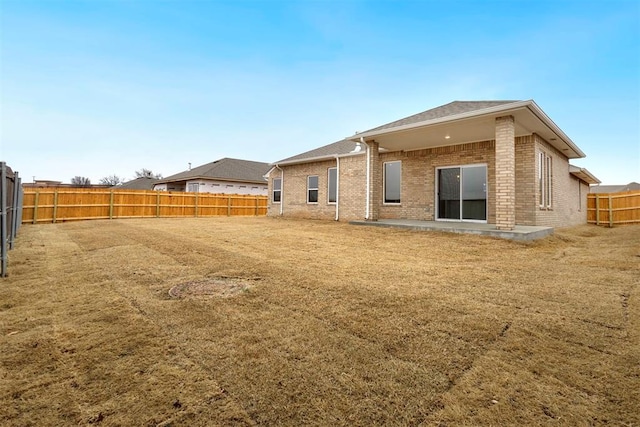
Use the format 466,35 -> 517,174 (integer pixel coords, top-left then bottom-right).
1,218 -> 638,426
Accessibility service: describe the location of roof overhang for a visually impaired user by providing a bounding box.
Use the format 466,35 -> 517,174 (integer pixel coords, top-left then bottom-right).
348,100 -> 585,159
569,165 -> 601,185
271,150 -> 365,167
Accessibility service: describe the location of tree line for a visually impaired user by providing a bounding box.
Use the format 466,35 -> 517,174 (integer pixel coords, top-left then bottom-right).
70,169 -> 163,187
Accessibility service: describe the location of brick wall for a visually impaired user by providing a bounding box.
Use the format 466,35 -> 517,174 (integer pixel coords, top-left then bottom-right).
495,115 -> 516,230
533,135 -> 588,227
515,135 -> 537,225
267,155 -> 367,221
378,140 -> 497,222
267,134 -> 588,227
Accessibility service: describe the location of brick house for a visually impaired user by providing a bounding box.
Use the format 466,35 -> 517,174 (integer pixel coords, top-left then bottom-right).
266,100 -> 600,229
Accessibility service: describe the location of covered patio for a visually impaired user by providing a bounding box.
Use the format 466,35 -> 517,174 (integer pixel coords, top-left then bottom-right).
350,219 -> 553,241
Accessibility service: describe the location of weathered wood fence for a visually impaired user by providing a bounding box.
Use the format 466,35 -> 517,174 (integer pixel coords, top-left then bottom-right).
1,162 -> 23,277
22,188 -> 268,224
587,191 -> 640,227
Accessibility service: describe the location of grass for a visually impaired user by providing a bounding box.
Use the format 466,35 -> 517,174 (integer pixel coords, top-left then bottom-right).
1,217 -> 638,426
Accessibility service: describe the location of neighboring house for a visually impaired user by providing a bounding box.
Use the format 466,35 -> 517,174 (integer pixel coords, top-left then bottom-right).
590,182 -> 640,193
267,100 -> 600,229
116,176 -> 160,190
153,158 -> 270,196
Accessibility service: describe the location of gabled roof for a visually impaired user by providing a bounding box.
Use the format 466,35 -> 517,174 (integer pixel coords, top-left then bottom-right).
274,139 -> 362,166
590,182 -> 640,193
156,158 -> 270,184
274,99 -> 587,166
117,177 -> 160,190
351,99 -> 585,159
365,101 -> 518,133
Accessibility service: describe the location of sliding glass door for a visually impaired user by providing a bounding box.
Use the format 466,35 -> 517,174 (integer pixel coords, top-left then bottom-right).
437,165 -> 487,222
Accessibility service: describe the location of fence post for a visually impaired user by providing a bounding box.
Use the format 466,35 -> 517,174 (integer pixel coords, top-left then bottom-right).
52,190 -> 58,223
195,192 -> 199,217
595,195 -> 600,226
156,192 -> 160,218
608,195 -> 613,228
109,190 -> 114,219
16,178 -> 23,233
1,162 -> 7,277
10,173 -> 21,249
33,190 -> 40,224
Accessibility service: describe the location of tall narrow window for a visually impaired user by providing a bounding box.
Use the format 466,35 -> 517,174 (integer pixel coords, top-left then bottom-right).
327,168 -> 337,204
272,178 -> 281,203
384,161 -> 401,204
307,175 -> 319,203
539,152 -> 553,208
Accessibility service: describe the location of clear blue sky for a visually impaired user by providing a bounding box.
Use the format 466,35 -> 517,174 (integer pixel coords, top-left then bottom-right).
1,0 -> 638,185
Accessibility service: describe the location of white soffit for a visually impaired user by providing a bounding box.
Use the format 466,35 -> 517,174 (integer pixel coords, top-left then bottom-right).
351,102 -> 585,159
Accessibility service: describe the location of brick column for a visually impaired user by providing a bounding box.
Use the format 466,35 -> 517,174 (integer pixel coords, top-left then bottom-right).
495,116 -> 516,230
367,141 -> 380,221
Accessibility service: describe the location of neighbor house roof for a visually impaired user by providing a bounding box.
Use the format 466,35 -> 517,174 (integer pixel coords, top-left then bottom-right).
156,158 -> 270,185
117,176 -> 160,190
590,182 -> 640,193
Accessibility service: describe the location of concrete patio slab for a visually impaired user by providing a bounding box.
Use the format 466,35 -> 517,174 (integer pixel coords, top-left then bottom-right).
350,219 -> 553,241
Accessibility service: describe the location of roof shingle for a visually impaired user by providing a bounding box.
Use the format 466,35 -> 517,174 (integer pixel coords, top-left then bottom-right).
158,158 -> 270,184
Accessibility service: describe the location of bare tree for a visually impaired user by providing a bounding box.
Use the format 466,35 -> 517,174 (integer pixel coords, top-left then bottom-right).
135,168 -> 162,179
99,174 -> 124,186
71,176 -> 91,187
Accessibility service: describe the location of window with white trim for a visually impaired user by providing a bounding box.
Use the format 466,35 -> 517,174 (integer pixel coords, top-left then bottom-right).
187,183 -> 199,193
272,178 -> 281,203
384,161 -> 401,204
327,168 -> 337,204
538,151 -> 552,208
307,175 -> 319,203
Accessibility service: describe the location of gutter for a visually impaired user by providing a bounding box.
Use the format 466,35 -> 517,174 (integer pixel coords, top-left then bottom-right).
362,137 -> 370,220
334,156 -> 340,221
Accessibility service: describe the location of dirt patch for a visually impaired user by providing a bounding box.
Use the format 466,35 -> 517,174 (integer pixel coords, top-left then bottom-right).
168,277 -> 251,299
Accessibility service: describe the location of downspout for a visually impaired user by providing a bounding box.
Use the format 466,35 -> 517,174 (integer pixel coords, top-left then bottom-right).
275,164 -> 284,216
362,137 -> 370,220
334,156 -> 340,221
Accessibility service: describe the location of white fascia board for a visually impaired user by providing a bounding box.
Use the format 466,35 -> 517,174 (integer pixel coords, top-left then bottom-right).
569,165 -> 601,184
526,101 -> 585,158
271,150 -> 365,167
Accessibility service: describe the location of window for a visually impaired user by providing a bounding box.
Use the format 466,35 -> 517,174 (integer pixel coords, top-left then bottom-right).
187,183 -> 199,193
384,161 -> 401,204
307,175 -> 319,203
539,151 -> 552,208
327,168 -> 337,204
272,178 -> 281,203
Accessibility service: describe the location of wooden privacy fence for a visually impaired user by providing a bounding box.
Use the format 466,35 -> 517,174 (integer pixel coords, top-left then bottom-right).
22,188 -> 268,224
587,191 -> 640,227
1,162 -> 24,277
